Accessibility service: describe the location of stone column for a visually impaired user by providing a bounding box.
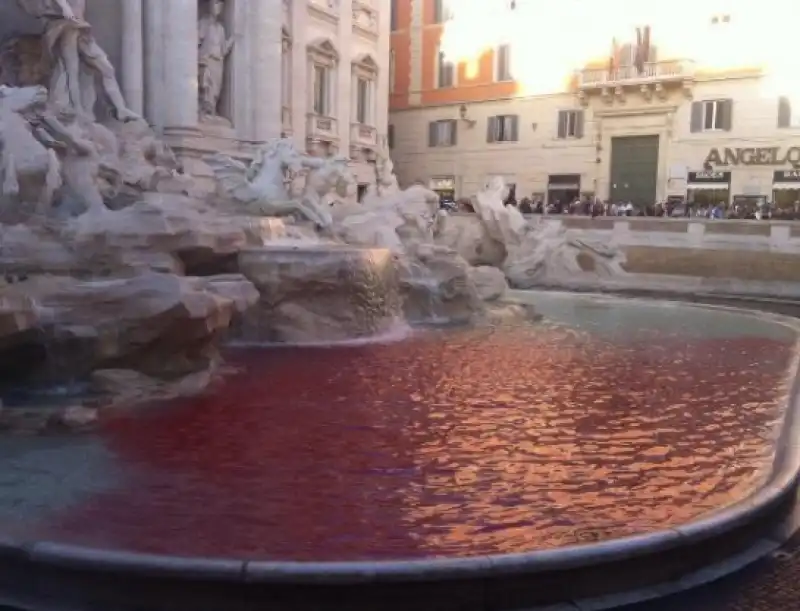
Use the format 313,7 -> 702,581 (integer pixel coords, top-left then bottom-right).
289,0 -> 307,148
121,0 -> 144,115
248,0 -> 283,141
337,0 -> 354,155
161,0 -> 199,134
143,0 -> 164,128
375,0 -> 391,145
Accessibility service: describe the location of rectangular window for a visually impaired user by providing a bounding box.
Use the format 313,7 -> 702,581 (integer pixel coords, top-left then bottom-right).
487,115 -> 519,142
432,0 -> 452,23
778,96 -> 800,128
703,100 -> 724,130
690,99 -> 732,132
389,50 -> 396,94
388,124 -> 395,149
428,119 -> 457,147
356,78 -> 370,124
281,49 -> 291,108
313,65 -> 330,115
437,51 -> 454,88
556,110 -> 583,139
496,44 -> 512,82
391,0 -> 398,30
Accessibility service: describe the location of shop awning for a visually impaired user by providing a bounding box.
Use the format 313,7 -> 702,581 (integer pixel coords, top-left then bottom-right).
772,182 -> 800,190
547,183 -> 580,190
687,183 -> 729,190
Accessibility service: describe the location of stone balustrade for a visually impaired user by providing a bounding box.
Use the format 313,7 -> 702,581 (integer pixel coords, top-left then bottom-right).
350,123 -> 378,147
306,113 -> 339,141
445,213 -> 800,297
577,59 -> 695,88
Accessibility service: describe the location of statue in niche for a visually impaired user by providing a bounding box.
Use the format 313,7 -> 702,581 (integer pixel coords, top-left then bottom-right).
15,0 -> 139,122
198,0 -> 234,121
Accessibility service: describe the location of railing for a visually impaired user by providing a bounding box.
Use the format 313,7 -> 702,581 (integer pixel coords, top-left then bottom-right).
350,123 -> 378,147
578,60 -> 695,87
306,114 -> 338,139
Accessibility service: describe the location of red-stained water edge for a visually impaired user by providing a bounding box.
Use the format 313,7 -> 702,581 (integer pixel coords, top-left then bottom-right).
0,296 -> 797,561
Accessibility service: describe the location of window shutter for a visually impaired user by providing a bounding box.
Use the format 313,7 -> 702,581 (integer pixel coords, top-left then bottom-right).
450,120 -> 458,145
511,115 -> 519,141
575,111 -> 585,138
428,122 -> 437,147
557,111 -> 567,139
690,101 -> 703,133
721,99 -> 733,131
487,116 -> 496,142
778,96 -> 791,128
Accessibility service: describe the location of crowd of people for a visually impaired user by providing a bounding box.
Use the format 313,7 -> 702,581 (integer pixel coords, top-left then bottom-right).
447,186 -> 800,221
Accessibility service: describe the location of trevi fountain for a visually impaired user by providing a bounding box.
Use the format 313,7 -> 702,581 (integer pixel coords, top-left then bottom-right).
0,5 -> 799,611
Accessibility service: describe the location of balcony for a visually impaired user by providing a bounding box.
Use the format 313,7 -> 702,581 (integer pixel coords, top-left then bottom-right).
350,123 -> 378,148
306,114 -> 338,141
577,59 -> 695,89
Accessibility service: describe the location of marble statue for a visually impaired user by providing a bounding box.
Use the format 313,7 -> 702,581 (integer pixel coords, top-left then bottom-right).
15,0 -> 139,122
205,138 -> 339,228
34,105 -> 120,215
299,155 -> 354,226
440,177 -> 627,288
0,85 -> 62,212
198,0 -> 235,120
374,150 -> 400,197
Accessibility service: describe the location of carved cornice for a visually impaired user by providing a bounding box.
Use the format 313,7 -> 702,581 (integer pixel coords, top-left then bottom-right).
352,53 -> 378,78
307,38 -> 339,65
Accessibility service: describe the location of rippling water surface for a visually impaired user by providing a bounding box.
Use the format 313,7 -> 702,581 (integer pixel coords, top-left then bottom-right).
0,294 -> 797,560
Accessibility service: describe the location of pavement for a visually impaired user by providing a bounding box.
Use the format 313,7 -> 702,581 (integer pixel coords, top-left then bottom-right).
622,530 -> 800,610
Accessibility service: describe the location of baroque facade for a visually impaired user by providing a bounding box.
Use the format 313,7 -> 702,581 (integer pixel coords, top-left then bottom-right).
389,0 -> 800,211
0,0 -> 391,191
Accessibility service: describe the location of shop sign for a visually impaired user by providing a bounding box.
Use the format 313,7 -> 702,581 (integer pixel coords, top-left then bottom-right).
705,147 -> 800,168
688,170 -> 731,183
774,170 -> 800,182
429,176 -> 455,190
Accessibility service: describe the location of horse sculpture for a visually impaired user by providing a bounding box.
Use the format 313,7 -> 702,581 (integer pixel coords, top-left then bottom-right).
204,138 -> 351,229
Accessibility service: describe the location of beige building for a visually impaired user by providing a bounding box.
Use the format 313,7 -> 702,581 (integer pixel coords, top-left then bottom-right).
388,2 -> 800,210
391,69 -> 800,209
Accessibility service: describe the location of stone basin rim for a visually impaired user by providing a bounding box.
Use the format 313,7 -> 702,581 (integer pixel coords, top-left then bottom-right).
2,291 -> 800,587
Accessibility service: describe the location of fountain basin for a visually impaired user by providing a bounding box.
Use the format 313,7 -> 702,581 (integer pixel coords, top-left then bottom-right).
1,292 -> 800,610
236,245 -> 403,344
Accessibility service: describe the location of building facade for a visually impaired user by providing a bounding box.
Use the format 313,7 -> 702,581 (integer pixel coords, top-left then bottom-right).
389,0 -> 800,210
0,0 -> 391,190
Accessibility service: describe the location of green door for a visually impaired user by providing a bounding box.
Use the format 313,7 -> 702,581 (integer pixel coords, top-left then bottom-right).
609,135 -> 659,206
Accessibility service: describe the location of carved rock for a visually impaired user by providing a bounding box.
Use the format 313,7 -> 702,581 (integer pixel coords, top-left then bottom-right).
4,271 -> 258,384
236,245 -> 403,343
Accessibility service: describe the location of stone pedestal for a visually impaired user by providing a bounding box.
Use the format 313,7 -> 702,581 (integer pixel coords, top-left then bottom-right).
236,245 -> 403,343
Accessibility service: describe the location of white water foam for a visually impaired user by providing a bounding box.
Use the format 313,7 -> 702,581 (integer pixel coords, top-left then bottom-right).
227,318 -> 414,349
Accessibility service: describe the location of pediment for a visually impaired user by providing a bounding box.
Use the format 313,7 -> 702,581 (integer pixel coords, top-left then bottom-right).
352,53 -> 379,73
307,38 -> 339,60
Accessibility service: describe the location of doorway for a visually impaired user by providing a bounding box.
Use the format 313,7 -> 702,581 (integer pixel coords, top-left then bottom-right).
609,135 -> 659,206
357,184 -> 368,203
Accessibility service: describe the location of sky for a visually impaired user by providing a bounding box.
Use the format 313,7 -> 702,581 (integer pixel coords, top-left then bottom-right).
438,0 -> 800,98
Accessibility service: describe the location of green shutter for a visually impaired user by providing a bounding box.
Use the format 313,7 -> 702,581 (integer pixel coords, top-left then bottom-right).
575,111 -> 585,138
689,101 -> 702,133
778,96 -> 791,128
557,111 -> 567,139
